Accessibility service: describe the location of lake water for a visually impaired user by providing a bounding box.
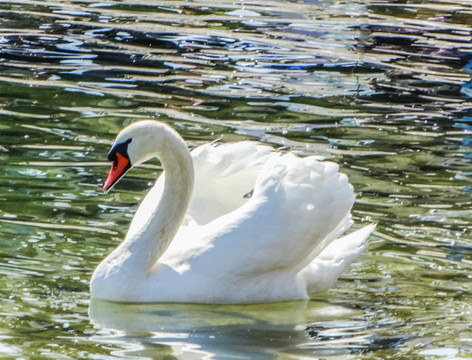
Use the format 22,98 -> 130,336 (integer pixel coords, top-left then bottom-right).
1,0 -> 472,358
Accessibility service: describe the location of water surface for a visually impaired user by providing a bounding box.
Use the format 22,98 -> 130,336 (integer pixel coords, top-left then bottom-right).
1,0 -> 472,358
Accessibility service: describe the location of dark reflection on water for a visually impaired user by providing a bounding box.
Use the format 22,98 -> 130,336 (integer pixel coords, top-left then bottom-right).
1,0 -> 472,358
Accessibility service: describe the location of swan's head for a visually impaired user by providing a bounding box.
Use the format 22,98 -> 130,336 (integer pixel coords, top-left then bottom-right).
104,120 -> 176,193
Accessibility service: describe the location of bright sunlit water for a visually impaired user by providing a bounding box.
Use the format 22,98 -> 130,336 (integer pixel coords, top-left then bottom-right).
1,0 -> 472,358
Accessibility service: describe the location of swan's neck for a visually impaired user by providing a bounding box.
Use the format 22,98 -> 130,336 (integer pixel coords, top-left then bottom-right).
110,129 -> 194,278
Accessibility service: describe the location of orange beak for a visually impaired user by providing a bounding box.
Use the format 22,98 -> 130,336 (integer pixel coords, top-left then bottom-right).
104,152 -> 130,193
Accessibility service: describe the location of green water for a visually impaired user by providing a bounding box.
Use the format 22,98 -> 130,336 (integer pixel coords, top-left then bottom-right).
1,0 -> 472,358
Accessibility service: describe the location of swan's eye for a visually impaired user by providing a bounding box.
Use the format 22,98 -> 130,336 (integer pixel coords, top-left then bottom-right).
108,138 -> 132,162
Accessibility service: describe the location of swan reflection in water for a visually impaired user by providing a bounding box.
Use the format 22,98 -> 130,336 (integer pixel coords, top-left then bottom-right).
88,298 -> 360,359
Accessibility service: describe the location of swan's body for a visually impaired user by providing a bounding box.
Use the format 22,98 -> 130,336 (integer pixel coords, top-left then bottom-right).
91,120 -> 374,303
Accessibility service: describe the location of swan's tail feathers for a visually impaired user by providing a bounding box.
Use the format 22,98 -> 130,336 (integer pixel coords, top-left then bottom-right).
300,224 -> 376,294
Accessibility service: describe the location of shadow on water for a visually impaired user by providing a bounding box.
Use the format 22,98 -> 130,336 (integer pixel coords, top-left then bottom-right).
1,0 -> 472,359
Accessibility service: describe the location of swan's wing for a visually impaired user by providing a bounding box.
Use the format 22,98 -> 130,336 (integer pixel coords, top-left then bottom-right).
175,153 -> 357,277
136,141 -> 273,231
185,142 -> 274,225
300,224 -> 376,294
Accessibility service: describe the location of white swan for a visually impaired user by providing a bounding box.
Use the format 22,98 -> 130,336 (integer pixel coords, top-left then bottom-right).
91,120 -> 375,304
